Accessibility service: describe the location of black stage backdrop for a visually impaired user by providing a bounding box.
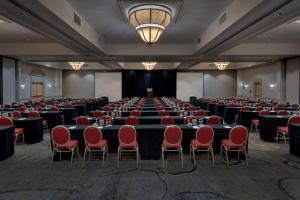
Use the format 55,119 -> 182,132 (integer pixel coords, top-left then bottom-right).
122,70 -> 176,97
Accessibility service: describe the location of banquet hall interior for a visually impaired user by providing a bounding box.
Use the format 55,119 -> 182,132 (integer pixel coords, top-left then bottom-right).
1,0 -> 300,199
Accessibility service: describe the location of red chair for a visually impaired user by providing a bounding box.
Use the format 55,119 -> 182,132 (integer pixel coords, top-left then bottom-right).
207,115 -> 221,125
28,111 -> 48,128
76,116 -> 90,126
157,106 -> 164,111
36,106 -> 43,112
159,110 -> 169,116
250,110 -> 269,132
255,106 -> 264,112
131,110 -> 141,117
161,116 -> 175,125
190,125 -> 215,165
187,105 -> 195,111
184,116 -> 195,125
50,126 -> 79,168
65,103 -> 73,108
0,117 -> 24,144
102,115 -> 113,125
276,115 -> 300,143
83,126 -> 108,167
221,125 -> 248,166
277,110 -> 289,115
135,105 -> 142,111
274,106 -> 281,112
4,104 -> 12,108
12,111 -> 22,118
125,116 -> 139,125
161,125 -> 183,168
92,110 -> 104,118
50,106 -> 59,111
103,106 -> 112,112
117,125 -> 139,168
195,110 -> 206,117
18,105 -> 26,112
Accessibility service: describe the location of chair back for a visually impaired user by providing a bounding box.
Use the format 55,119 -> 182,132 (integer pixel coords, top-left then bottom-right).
84,126 -> 101,145
28,111 -> 40,118
4,104 -> 11,108
274,106 -> 281,112
76,116 -> 90,125
259,110 -> 269,116
118,125 -> 136,145
196,125 -> 214,145
0,117 -> 13,126
51,126 -> 70,147
125,116 -> 139,125
187,105 -> 195,111
164,125 -> 182,145
161,116 -> 175,125
103,106 -> 111,112
93,110 -> 104,118
50,106 -> 59,111
36,106 -> 43,112
195,110 -> 206,116
131,110 -> 141,117
184,116 -> 194,125
12,111 -> 22,118
157,106 -> 164,110
65,103 -> 73,108
277,110 -> 289,115
18,105 -> 26,112
288,115 -> 300,124
240,106 -> 249,111
159,110 -> 169,116
229,125 -> 248,146
207,115 -> 221,125
255,106 -> 264,111
102,115 -> 113,125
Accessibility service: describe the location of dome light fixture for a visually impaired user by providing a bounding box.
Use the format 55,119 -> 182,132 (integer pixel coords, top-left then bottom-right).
142,62 -> 156,71
128,4 -> 172,45
69,62 -> 85,71
214,62 -> 230,70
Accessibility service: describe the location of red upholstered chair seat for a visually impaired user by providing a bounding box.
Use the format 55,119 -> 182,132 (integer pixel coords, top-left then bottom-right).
56,140 -> 78,150
87,140 -> 108,149
221,139 -> 244,149
119,140 -> 138,149
277,126 -> 288,134
191,139 -> 211,149
43,120 -> 47,126
15,128 -> 24,135
251,119 -> 259,125
162,140 -> 181,149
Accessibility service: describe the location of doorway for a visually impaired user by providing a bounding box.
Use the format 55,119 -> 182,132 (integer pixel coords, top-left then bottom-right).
31,82 -> 44,102
254,81 -> 262,99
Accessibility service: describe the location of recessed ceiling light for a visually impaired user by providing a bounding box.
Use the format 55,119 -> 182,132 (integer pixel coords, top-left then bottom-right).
19,12 -> 28,17
273,12 -> 282,17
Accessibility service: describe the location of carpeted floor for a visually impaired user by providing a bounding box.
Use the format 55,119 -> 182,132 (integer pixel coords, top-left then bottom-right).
0,130 -> 300,200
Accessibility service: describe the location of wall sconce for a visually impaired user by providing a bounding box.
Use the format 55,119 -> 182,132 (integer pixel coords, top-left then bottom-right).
20,84 -> 25,90
243,84 -> 249,89
269,84 -> 276,88
48,83 -> 52,88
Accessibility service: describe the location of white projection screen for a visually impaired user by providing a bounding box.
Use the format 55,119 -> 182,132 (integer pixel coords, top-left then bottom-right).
176,72 -> 203,101
95,72 -> 122,102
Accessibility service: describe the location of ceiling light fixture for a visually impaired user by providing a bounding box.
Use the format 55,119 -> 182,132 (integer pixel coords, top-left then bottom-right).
128,4 -> 172,45
69,62 -> 85,71
214,62 -> 230,70
142,62 -> 156,71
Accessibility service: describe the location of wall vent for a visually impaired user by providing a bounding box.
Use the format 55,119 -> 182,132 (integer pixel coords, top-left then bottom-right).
73,13 -> 81,26
219,13 -> 227,25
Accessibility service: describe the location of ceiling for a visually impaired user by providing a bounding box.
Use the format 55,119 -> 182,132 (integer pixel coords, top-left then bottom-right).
0,0 -> 300,70
67,0 -> 233,44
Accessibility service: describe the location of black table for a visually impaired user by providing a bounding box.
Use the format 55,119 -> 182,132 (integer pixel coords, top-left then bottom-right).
238,110 -> 277,128
12,117 -> 43,144
113,116 -> 185,125
66,124 -> 234,160
259,115 -> 290,142
224,107 -> 240,124
215,104 -> 225,117
60,108 -> 76,125
127,107 -> 173,111
289,123 -> 300,157
120,111 -> 178,117
208,103 -> 216,115
74,104 -> 87,116
21,111 -> 62,129
0,125 -> 14,161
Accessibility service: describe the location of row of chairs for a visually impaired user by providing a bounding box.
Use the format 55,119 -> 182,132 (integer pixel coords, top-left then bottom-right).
50,124 -> 249,168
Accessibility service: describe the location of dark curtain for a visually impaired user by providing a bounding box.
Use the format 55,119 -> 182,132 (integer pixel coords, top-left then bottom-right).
122,70 -> 176,98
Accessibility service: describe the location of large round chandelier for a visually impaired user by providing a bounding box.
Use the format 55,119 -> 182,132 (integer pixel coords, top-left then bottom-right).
214,62 -> 230,70
142,62 -> 156,71
128,4 -> 172,45
69,62 -> 85,71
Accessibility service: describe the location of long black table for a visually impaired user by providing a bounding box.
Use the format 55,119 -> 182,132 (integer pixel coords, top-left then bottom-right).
259,115 -> 290,142
21,111 -> 62,129
127,107 -> 173,111
289,123 -> 300,157
113,116 -> 184,125
65,124 -> 234,160
12,117 -> 43,144
238,110 -> 277,128
0,125 -> 14,161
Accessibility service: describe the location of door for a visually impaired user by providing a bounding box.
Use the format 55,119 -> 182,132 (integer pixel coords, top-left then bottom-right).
254,82 -> 262,99
32,82 -> 44,102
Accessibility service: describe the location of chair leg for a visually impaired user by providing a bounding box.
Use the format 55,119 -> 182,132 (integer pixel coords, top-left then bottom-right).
225,149 -> 229,166
211,149 -> 215,166
102,148 -> 105,165
192,148 -> 196,165
162,148 -> 165,168
83,148 -> 87,168
136,147 -> 139,169
220,145 -> 223,157
250,124 -> 253,132
276,131 -> 279,142
70,149 -> 74,168
244,149 -> 248,166
59,152 -> 62,161
180,148 -> 183,168
189,145 -> 192,159
50,150 -> 55,168
283,134 -> 287,143
256,125 -> 258,132
22,133 -> 25,143
117,148 -> 120,168
238,151 -> 240,161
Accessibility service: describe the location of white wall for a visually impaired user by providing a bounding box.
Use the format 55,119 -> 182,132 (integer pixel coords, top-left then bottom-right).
286,58 -> 300,104
204,70 -> 237,97
177,72 -> 203,101
19,63 -> 62,100
2,58 -> 16,104
237,62 -> 284,100
95,72 -> 122,101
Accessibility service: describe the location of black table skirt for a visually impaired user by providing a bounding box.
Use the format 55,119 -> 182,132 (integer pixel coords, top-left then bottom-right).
74,104 -> 87,116
60,108 -> 76,125
13,117 -> 43,144
121,111 -> 178,117
215,104 -> 225,118
21,111 -> 62,129
259,116 -> 289,142
127,107 -> 173,111
113,116 -> 184,125
289,123 -> 300,157
208,103 -> 216,115
238,111 -> 277,128
66,124 -> 234,160
224,107 -> 240,124
0,126 -> 14,161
